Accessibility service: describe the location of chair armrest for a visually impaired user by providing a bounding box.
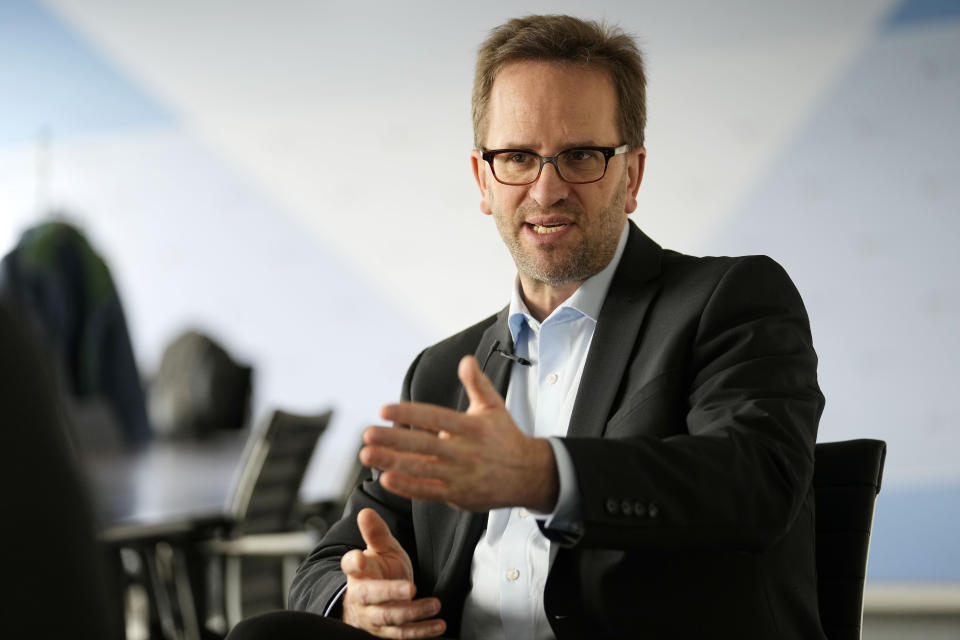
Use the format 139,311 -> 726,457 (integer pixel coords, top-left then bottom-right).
202,531 -> 319,557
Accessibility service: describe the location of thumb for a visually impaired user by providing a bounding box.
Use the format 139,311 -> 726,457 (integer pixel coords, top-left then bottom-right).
357,508 -> 403,555
458,355 -> 504,410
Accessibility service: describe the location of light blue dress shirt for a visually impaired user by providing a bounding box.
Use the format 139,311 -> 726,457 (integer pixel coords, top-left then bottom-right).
460,222 -> 630,640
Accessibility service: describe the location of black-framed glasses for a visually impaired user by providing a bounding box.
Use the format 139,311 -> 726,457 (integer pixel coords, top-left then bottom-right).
481,144 -> 630,185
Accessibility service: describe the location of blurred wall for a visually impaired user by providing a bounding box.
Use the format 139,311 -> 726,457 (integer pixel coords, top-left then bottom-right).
1,0 -> 957,584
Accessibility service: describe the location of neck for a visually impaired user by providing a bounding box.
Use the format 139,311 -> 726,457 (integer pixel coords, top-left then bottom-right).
518,276 -> 583,323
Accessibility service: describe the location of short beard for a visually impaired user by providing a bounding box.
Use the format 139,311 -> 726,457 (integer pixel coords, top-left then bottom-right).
491,179 -> 627,287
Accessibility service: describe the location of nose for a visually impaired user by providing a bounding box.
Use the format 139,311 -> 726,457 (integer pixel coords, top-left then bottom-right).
527,160 -> 571,209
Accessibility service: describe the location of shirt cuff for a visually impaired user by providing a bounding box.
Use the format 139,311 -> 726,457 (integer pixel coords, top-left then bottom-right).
539,437 -> 583,534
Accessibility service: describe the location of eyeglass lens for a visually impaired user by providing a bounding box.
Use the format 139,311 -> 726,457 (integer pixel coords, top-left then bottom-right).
492,149 -> 607,185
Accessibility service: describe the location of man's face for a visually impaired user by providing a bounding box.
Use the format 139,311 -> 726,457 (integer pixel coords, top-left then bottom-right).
471,61 -> 645,288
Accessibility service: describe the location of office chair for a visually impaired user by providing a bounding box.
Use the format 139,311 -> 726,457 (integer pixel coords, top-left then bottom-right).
203,409 -> 333,633
813,439 -> 887,640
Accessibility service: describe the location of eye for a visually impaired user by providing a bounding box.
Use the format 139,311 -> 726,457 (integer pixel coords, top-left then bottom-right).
566,149 -> 601,163
503,151 -> 533,165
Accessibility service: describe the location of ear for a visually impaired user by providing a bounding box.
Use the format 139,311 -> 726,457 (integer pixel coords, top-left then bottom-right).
624,147 -> 646,214
470,149 -> 493,215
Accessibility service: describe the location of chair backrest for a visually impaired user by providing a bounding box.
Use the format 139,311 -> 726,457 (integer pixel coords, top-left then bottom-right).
813,439 -> 887,640
227,409 -> 332,535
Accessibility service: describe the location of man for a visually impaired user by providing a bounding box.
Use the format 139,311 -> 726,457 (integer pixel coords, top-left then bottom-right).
230,14 -> 825,639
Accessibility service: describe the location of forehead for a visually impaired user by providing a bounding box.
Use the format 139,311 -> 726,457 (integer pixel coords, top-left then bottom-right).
485,60 -> 620,150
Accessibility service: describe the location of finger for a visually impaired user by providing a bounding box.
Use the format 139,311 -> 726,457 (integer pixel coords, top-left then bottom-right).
380,402 -> 466,435
361,446 -> 437,476
379,471 -> 452,503
347,578 -> 416,605
362,447 -> 456,482
458,355 -> 505,410
380,617 -> 447,639
367,597 -> 441,627
356,508 -> 405,556
341,548 -> 368,577
363,426 -> 450,457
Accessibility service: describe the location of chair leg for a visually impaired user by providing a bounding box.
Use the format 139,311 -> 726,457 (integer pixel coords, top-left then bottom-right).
143,543 -> 183,640
170,545 -> 202,640
142,541 -> 205,640
224,556 -> 243,631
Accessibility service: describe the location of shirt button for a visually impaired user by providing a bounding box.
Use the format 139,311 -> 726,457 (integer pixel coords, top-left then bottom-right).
506,568 -> 520,581
546,373 -> 559,384
518,508 -> 530,518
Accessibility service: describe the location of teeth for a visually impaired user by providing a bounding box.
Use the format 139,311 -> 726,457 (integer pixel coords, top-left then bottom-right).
532,224 -> 566,235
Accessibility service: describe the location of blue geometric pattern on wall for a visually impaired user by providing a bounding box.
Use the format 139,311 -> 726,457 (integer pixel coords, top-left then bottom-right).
884,0 -> 960,30
0,0 -> 427,499
701,1 -> 960,582
870,483 -> 960,581
4,0 -> 958,581
0,0 -> 171,145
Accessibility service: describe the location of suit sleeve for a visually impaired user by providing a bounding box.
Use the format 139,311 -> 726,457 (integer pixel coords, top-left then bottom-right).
288,353 -> 424,615
553,255 -> 824,552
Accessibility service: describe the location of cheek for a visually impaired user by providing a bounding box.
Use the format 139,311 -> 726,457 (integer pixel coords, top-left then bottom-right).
489,185 -> 526,216
599,171 -> 630,214
577,186 -> 611,216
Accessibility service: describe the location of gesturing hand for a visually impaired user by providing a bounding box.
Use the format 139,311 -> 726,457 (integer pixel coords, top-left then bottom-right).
360,355 -> 559,513
341,508 -> 446,638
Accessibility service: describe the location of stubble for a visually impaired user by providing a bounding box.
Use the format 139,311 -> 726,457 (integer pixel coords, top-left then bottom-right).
491,174 -> 627,287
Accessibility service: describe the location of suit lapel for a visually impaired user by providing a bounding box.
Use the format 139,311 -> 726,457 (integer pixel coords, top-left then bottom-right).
567,222 -> 663,438
437,308 -> 512,596
436,229 -> 660,610
456,305 -> 513,411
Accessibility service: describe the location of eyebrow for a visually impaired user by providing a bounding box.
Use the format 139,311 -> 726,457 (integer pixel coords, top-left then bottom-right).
493,141 -> 609,151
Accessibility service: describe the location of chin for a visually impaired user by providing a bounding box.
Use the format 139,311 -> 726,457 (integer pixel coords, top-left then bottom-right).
523,262 -> 583,287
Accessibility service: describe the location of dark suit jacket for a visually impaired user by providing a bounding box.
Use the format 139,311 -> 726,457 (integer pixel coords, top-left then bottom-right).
290,222 -> 826,639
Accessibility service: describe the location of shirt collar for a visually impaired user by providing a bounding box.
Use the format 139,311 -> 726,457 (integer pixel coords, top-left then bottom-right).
508,221 -> 630,341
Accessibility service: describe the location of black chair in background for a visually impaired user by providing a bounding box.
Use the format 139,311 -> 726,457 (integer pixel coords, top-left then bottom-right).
813,439 -> 887,640
201,409 -> 333,634
148,329 -> 253,441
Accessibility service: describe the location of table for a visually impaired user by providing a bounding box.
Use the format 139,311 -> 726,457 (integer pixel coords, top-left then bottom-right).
81,431 -> 250,640
85,431 -> 249,535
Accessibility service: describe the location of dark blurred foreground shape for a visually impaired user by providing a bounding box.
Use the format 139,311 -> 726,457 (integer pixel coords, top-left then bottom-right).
0,219 -> 151,450
0,300 -> 123,638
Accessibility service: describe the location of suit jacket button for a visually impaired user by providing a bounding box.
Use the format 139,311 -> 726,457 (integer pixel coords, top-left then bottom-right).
648,502 -> 660,519
605,497 -> 620,515
621,500 -> 633,516
634,501 -> 646,517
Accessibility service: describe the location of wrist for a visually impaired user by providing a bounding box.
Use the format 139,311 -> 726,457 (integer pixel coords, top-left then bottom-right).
524,437 -> 559,512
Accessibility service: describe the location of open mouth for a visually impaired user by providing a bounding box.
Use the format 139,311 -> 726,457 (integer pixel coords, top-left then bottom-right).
528,222 -> 568,235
